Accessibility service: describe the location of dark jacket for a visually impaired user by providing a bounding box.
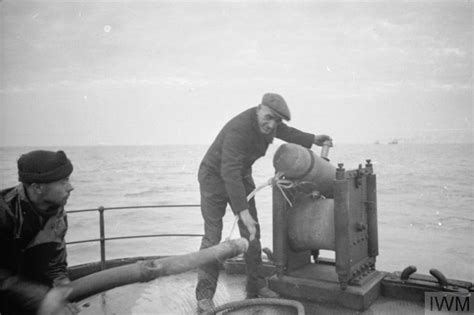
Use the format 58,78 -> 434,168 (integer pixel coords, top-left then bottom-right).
0,184 -> 69,314
200,107 -> 315,214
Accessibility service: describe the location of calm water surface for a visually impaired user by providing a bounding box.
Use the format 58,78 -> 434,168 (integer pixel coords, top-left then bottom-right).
1,143 -> 472,281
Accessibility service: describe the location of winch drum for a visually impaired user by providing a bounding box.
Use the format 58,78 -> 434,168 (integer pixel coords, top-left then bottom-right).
288,198 -> 336,251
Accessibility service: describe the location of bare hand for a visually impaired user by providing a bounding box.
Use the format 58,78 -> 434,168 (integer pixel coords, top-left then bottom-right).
239,210 -> 257,242
67,302 -> 81,314
314,134 -> 333,147
38,286 -> 80,315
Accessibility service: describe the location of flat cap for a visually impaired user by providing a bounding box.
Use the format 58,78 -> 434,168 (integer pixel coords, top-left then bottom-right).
18,150 -> 73,184
261,93 -> 291,121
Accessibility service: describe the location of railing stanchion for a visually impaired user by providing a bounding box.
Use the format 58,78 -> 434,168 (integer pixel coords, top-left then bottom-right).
66,204 -> 203,266
99,206 -> 106,270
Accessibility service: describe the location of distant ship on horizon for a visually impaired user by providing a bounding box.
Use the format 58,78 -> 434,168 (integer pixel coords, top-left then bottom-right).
388,139 -> 399,145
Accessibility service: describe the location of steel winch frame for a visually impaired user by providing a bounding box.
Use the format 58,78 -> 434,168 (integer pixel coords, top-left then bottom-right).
272,159 -> 379,289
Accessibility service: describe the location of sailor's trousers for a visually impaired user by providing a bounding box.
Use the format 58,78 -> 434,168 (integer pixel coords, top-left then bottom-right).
195,165 -> 265,301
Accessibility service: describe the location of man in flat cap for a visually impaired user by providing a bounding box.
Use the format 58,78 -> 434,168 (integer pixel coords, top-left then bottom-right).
0,150 -> 78,314
195,93 -> 332,312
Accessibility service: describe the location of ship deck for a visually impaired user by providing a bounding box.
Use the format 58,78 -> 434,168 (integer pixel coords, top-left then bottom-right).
75,268 -> 425,314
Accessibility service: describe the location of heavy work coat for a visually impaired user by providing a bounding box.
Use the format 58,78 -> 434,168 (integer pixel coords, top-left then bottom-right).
200,107 -> 315,214
0,184 -> 69,314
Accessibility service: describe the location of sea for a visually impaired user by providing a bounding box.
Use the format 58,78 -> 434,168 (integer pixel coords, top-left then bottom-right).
1,143 -> 473,282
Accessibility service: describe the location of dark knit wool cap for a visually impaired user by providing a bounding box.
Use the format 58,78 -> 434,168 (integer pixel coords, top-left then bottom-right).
18,150 -> 73,184
261,93 -> 291,121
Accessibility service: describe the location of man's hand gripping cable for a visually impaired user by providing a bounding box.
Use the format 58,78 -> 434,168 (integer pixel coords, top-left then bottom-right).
226,172 -> 296,240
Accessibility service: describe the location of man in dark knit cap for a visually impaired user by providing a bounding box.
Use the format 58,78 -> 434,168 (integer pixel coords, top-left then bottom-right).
196,92 -> 332,312
0,150 -> 78,314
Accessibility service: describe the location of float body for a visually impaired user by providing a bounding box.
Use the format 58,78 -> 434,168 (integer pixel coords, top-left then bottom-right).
69,238 -> 248,301
273,143 -> 336,198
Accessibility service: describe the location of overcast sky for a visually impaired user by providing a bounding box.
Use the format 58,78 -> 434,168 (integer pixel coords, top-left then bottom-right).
0,0 -> 472,146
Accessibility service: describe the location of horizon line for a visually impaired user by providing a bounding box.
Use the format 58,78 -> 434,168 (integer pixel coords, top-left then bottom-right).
1,141 -> 473,148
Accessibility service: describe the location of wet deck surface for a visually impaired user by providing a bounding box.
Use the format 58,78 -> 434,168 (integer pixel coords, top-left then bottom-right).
77,270 -> 425,314
78,271 -> 246,314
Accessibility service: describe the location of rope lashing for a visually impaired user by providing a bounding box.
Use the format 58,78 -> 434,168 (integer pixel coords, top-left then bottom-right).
273,176 -> 296,207
226,172 -> 298,240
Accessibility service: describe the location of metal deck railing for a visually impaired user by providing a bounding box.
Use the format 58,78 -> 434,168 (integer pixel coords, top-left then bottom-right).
67,204 -> 203,270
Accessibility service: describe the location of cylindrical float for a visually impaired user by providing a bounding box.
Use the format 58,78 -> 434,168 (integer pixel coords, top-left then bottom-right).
288,197 -> 335,251
69,238 -> 249,301
273,143 -> 336,198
